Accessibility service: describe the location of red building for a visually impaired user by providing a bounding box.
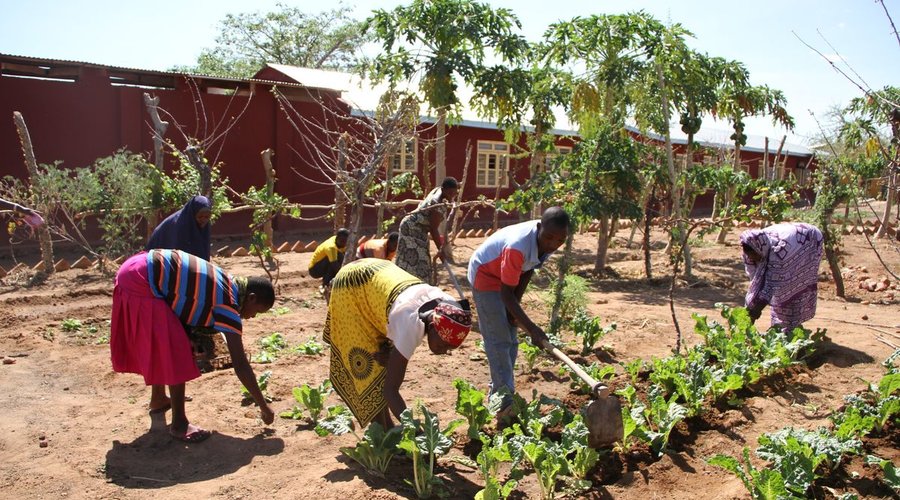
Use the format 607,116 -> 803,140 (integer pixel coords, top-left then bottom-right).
1,53 -> 814,239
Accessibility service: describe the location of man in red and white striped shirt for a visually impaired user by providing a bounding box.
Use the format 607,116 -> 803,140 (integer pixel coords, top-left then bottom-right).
467,207 -> 569,413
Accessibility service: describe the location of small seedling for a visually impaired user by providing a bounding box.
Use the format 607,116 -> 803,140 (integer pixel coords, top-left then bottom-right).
241,370 -> 273,404
279,379 -> 332,424
61,318 -> 83,333
293,337 -> 325,356
519,341 -> 541,374
269,306 -> 292,316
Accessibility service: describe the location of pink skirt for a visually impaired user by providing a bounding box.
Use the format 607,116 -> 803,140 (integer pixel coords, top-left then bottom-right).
110,252 -> 200,385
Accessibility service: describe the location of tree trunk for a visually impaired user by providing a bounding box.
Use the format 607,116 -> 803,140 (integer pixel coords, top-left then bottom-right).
530,122 -> 547,220
716,135 -> 742,243
334,134 -> 349,232
594,217 -> 610,273
875,170 -> 896,238
644,192 -> 653,279
821,204 -> 845,298
549,232 -> 574,335
261,148 -> 276,263
143,93 -> 168,238
435,108 -> 447,187
715,186 -> 735,244
657,63 -> 691,277
13,111 -> 54,274
375,155 -> 393,238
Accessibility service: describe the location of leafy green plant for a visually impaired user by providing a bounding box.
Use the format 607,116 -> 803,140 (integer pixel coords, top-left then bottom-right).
756,427 -> 861,497
708,447 -> 801,500
279,379 -> 332,425
866,455 -> 900,494
564,363 -> 615,395
340,422 -> 403,477
519,340 -> 541,374
521,439 -> 567,500
260,332 -> 287,350
269,306 -> 292,316
453,378 -> 491,440
561,415 -> 600,485
253,350 -> 277,364
314,404 -> 356,437
542,275 -> 589,329
293,336 -> 325,356
397,404 -> 464,499
240,370 -> 272,404
621,358 -> 644,386
61,318 -> 83,333
474,432 -> 520,500
571,310 -> 616,355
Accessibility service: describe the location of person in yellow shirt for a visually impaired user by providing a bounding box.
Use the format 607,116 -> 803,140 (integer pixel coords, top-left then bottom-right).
309,228 -> 349,291
355,232 -> 399,261
325,258 -> 471,429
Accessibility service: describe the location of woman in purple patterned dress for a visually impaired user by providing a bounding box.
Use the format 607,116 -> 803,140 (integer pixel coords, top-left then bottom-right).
740,222 -> 824,331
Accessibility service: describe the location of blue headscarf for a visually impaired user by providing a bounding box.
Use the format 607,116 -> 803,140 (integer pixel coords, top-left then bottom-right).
146,196 -> 212,260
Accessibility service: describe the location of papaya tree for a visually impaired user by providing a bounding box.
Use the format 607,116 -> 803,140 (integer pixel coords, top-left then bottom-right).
541,11 -> 667,271
469,42 -> 573,219
712,62 -> 795,242
365,0 -> 528,185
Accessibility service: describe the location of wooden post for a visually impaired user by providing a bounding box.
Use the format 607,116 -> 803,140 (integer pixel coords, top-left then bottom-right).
13,111 -> 54,274
261,148 -> 276,259
375,149 -> 393,238
143,93 -> 169,237
334,134 -> 349,232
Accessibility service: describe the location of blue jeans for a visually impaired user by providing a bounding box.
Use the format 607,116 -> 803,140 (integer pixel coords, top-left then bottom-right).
473,289 -> 518,407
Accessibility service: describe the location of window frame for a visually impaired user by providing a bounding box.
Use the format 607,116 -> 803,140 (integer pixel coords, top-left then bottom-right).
475,140 -> 510,188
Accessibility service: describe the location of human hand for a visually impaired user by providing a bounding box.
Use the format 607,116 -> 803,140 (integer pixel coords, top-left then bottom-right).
259,403 -> 275,425
748,307 -> 762,323
530,329 -> 550,350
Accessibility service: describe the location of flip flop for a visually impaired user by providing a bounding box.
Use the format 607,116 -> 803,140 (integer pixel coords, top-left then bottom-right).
169,425 -> 212,443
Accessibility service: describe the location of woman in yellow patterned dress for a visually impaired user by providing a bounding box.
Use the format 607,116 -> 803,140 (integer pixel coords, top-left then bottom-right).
324,258 -> 472,428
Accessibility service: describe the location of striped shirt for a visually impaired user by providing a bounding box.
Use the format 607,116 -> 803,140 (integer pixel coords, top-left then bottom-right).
146,249 -> 243,335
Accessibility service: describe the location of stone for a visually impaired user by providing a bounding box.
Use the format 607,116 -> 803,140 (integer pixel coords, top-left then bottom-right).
0,265 -> 6,279
215,245 -> 230,257
53,259 -> 70,272
9,263 -> 27,273
2,358 -> 14,365
276,242 -> 291,253
862,314 -> 869,321
230,247 -> 249,257
303,241 -> 318,252
291,241 -> 304,252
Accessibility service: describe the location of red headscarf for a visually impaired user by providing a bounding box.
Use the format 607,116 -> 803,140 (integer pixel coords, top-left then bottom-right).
432,302 -> 472,347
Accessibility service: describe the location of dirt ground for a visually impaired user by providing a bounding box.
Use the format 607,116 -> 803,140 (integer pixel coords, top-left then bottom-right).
1,220 -> 899,500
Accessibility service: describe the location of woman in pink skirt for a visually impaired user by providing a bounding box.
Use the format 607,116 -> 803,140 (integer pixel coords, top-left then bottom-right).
111,249 -> 276,443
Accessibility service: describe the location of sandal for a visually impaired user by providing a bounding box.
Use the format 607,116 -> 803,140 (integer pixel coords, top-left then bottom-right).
169,424 -> 212,443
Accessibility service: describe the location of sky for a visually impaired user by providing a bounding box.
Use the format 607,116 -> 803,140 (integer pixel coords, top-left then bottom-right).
1,0 -> 896,146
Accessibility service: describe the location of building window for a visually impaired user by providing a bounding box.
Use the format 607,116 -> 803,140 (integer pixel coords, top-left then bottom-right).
390,138 -> 417,173
476,141 -> 509,188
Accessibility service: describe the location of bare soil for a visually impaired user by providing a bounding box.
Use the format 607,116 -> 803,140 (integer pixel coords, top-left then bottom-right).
1,223 -> 899,500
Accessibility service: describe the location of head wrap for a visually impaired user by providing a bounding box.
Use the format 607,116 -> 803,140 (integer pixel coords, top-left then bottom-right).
432,302 -> 472,347
146,195 -> 212,261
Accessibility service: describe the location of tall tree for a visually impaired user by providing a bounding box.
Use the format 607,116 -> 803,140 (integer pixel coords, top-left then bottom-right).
174,4 -> 369,78
712,63 -> 794,242
366,0 -> 528,185
542,11 -> 667,272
